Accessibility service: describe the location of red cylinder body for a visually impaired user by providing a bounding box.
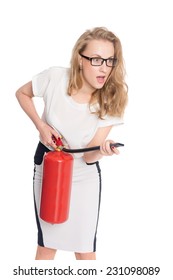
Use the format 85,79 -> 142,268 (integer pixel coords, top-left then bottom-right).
40,150 -> 73,224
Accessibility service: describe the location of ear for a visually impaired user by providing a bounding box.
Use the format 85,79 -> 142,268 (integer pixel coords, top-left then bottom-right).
79,63 -> 83,70
78,54 -> 83,70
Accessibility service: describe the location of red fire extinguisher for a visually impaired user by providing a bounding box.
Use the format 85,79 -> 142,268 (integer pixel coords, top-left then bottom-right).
40,136 -> 124,224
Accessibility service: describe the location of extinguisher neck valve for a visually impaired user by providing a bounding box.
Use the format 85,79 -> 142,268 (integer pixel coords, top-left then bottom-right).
56,145 -> 63,151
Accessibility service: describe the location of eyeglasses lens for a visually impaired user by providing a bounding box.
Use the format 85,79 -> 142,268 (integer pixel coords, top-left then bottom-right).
91,58 -> 116,67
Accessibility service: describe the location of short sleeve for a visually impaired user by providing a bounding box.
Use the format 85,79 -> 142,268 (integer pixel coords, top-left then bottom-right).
98,115 -> 124,127
32,68 -> 51,97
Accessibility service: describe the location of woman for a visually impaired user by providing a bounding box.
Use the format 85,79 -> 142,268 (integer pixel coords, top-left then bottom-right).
16,27 -> 128,260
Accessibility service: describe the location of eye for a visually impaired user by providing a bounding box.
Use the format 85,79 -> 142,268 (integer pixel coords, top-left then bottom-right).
107,58 -> 117,66
91,57 -> 102,64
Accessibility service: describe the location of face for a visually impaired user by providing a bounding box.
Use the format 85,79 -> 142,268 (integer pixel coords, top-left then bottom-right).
79,39 -> 114,93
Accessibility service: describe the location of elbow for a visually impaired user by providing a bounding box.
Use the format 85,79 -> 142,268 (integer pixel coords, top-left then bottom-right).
83,153 -> 91,164
83,154 -> 90,164
15,88 -> 29,105
83,152 -> 93,163
15,89 -> 23,103
15,81 -> 34,100
15,89 -> 21,100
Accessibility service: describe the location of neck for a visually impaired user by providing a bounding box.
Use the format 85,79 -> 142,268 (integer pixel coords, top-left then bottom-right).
71,88 -> 93,104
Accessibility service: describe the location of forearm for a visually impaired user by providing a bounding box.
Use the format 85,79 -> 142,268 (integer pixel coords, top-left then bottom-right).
16,91 -> 43,130
16,88 -> 59,149
82,126 -> 113,163
83,126 -> 120,163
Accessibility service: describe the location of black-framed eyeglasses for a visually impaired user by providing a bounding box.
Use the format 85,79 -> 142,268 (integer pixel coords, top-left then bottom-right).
79,53 -> 117,67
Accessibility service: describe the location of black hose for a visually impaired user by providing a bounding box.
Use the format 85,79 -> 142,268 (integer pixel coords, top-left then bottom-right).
62,143 -> 124,153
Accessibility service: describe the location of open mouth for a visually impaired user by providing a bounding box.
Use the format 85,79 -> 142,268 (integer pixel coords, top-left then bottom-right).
96,76 -> 105,84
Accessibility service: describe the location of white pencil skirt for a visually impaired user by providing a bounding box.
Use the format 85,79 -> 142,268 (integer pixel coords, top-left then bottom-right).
33,142 -> 102,253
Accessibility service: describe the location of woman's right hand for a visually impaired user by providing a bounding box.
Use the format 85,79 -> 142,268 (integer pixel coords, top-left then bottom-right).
37,121 -> 60,149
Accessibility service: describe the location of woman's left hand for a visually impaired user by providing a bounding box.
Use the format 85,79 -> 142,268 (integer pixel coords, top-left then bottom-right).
100,140 -> 120,156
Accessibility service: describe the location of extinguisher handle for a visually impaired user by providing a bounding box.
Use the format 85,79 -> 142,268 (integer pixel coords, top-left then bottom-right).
62,143 -> 124,153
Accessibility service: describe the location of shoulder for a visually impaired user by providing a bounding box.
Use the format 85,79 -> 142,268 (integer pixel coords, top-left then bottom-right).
47,66 -> 70,80
32,66 -> 70,97
33,66 -> 69,82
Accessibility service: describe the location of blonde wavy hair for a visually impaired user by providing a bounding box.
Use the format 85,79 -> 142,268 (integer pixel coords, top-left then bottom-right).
68,27 -> 128,119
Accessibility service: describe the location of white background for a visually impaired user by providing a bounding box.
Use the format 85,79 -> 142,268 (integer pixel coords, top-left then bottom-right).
0,0 -> 173,279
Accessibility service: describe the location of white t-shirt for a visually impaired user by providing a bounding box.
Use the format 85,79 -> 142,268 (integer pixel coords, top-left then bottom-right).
32,67 -> 123,157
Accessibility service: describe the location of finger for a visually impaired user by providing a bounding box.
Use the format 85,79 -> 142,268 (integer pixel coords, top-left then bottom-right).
105,141 -> 114,154
45,134 -> 57,149
52,135 -> 58,144
100,143 -> 113,155
51,128 -> 60,139
100,143 -> 108,154
99,144 -> 105,155
51,140 -> 58,149
46,139 -> 56,149
102,141 -> 113,155
111,146 -> 120,155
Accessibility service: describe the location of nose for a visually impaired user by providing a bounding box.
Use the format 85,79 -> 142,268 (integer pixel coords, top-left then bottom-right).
99,61 -> 108,72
